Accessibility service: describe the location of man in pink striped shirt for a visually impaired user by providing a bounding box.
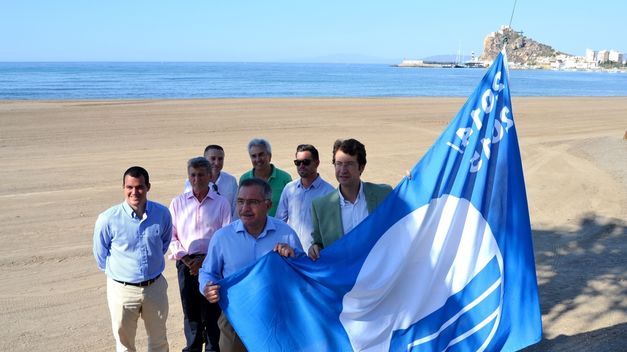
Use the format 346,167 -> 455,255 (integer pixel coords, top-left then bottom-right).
169,156 -> 231,352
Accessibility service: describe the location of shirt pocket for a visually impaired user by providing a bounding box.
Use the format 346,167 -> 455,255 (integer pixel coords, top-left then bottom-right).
143,223 -> 165,248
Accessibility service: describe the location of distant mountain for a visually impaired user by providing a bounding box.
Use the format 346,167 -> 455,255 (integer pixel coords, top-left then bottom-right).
285,53 -> 397,64
479,26 -> 566,64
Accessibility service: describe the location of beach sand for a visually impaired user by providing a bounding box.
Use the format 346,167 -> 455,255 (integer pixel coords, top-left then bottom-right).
1,97 -> 625,351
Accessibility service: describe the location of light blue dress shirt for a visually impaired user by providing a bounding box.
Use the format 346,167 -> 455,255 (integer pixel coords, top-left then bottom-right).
275,175 -> 335,251
198,216 -> 304,292
93,200 -> 172,283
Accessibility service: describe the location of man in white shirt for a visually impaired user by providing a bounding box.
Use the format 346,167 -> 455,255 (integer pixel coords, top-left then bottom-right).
308,138 -> 392,260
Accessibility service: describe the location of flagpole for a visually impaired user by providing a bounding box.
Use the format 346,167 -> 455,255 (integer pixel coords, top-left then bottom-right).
508,0 -> 518,28
502,0 -> 518,53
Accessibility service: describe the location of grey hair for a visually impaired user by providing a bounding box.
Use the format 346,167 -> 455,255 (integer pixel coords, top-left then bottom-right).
187,156 -> 211,173
247,138 -> 272,155
239,178 -> 272,200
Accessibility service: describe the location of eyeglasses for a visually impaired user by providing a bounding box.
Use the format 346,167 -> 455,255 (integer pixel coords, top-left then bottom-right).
333,160 -> 358,169
293,159 -> 313,167
236,198 -> 267,206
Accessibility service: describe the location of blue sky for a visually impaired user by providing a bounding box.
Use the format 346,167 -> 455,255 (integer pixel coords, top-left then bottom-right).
1,1 -> 624,63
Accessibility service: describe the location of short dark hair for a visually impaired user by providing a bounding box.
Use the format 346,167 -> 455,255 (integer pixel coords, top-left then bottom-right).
296,144 -> 320,161
332,138 -> 367,166
239,178 -> 272,200
187,156 -> 211,173
123,166 -> 150,185
204,144 -> 224,154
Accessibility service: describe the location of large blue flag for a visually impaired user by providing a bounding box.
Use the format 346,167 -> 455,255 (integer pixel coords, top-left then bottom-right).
219,50 -> 542,351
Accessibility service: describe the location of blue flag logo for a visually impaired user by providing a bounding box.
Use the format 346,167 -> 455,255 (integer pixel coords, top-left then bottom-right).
219,51 -> 542,351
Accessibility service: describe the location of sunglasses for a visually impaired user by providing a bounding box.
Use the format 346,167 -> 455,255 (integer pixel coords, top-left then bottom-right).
293,159 -> 313,166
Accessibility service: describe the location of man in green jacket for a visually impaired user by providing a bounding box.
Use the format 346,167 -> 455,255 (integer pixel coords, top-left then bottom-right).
308,138 -> 392,260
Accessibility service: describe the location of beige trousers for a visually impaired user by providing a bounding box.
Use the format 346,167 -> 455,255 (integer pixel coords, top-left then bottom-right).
106,275 -> 169,352
217,313 -> 247,352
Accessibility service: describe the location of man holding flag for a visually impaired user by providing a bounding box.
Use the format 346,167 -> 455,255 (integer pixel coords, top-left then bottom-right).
213,50 -> 542,351
308,138 -> 392,260
198,178 -> 304,352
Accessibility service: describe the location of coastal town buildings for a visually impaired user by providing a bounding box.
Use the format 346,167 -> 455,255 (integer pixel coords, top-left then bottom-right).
549,48 -> 624,71
597,50 -> 610,63
609,50 -> 624,64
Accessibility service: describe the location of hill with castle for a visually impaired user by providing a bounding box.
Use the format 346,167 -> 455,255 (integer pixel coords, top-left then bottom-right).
398,26 -> 625,71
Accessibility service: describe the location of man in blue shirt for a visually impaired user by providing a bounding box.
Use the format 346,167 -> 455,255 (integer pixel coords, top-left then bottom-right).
199,178 -> 303,352
275,144 -> 334,252
93,166 -> 172,352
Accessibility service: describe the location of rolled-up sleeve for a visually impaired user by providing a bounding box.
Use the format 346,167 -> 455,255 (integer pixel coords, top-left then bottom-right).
198,235 -> 222,294
168,200 -> 185,259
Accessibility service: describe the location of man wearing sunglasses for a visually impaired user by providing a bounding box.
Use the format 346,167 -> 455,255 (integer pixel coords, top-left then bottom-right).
308,138 -> 392,260
275,144 -> 335,252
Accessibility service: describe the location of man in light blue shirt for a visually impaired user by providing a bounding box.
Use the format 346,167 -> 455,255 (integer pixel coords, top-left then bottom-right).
275,144 -> 334,252
199,178 -> 303,352
93,166 -> 172,352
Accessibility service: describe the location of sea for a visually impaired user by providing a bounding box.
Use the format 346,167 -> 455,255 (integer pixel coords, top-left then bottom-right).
1,62 -> 626,99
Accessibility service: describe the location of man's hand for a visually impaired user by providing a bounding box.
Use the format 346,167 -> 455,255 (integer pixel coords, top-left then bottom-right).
188,256 -> 204,276
181,255 -> 193,268
203,283 -> 220,304
308,244 -> 321,261
273,243 -> 295,257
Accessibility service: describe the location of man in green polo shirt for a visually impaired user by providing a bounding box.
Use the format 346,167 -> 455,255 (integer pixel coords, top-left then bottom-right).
239,138 -> 292,217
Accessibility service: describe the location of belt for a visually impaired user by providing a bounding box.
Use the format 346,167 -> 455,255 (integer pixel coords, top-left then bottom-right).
114,274 -> 161,287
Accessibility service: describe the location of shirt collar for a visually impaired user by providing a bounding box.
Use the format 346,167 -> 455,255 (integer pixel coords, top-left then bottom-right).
338,181 -> 365,206
185,190 -> 217,202
122,200 -> 150,219
252,164 -> 277,180
234,216 -> 276,239
298,174 -> 322,189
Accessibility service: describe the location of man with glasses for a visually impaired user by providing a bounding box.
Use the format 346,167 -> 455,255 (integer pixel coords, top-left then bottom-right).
198,178 -> 303,352
308,139 -> 392,260
275,144 -> 334,252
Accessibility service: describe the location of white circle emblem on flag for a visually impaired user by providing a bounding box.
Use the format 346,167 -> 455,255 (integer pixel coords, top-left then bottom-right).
340,195 -> 504,351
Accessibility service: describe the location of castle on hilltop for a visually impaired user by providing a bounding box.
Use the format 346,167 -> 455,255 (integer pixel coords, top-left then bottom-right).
480,25 -> 625,71
397,26 -> 625,71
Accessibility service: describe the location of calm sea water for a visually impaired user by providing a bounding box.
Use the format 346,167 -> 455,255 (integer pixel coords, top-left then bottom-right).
1,62 -> 626,99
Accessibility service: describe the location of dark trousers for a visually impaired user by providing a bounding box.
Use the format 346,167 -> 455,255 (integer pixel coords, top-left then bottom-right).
177,259 -> 221,352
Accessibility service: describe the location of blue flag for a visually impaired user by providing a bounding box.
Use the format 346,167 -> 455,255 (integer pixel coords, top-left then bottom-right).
219,51 -> 542,351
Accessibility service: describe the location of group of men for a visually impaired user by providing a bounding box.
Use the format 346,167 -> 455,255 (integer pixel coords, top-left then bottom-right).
93,138 -> 393,352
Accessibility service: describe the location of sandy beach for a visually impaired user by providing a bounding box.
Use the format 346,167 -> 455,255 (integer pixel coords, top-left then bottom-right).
1,97 -> 625,351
